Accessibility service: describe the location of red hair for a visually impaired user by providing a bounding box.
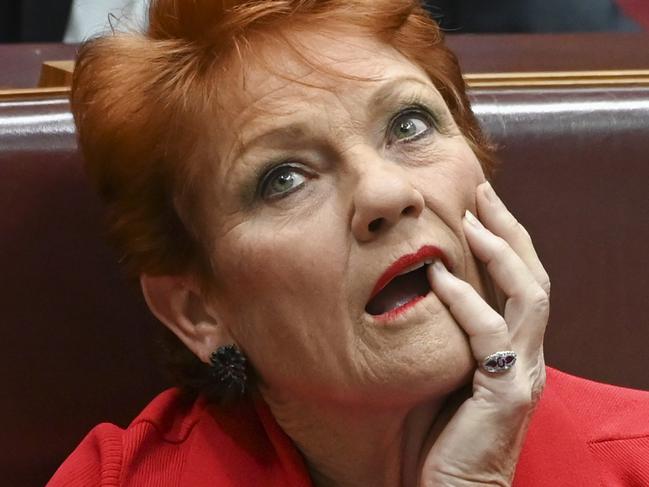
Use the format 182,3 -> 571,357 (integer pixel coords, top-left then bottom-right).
71,0 -> 494,400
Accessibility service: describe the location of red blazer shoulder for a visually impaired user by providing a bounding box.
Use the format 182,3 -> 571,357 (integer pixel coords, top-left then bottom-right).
514,367 -> 649,486
47,389 -> 312,487
49,368 -> 649,486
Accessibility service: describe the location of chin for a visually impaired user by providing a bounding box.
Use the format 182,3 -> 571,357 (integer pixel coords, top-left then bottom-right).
351,311 -> 474,407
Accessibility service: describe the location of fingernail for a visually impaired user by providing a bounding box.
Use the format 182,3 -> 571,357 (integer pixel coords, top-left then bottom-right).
464,209 -> 483,228
482,181 -> 498,204
432,260 -> 446,273
430,260 -> 449,280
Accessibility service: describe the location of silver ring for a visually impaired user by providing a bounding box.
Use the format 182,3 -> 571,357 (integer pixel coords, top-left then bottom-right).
480,351 -> 517,374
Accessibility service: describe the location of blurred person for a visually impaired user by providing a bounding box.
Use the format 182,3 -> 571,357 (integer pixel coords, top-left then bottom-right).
617,0 -> 649,29
0,1 -> 72,42
0,0 -> 146,43
424,0 -> 640,32
64,0 -> 148,43
0,0 -> 642,42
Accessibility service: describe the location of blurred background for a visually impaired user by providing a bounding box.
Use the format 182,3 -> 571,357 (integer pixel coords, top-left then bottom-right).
2,2 -> 649,487
424,0 -> 647,33
0,0 -> 647,43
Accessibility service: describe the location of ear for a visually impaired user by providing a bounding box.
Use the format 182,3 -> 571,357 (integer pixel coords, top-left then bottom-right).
140,274 -> 234,364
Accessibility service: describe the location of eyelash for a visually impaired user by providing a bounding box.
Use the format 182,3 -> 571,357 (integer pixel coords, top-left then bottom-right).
385,104 -> 437,146
257,104 -> 438,201
259,162 -> 309,201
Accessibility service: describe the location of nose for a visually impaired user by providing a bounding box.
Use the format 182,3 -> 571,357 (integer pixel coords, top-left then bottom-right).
351,162 -> 425,243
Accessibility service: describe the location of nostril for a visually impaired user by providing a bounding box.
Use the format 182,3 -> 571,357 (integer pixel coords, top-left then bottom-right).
368,218 -> 383,233
402,205 -> 416,216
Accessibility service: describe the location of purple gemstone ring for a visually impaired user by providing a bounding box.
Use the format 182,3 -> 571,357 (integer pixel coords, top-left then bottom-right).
479,351 -> 517,374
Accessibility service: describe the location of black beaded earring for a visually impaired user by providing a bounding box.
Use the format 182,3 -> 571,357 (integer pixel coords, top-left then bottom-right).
209,344 -> 247,396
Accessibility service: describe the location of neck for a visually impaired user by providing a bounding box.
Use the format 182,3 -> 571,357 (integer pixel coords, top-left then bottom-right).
262,390 -> 463,487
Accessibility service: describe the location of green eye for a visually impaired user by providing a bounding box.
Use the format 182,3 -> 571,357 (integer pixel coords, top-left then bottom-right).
261,165 -> 307,199
389,111 -> 432,143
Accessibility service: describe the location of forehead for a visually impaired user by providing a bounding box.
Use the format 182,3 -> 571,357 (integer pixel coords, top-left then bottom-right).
214,29 -> 434,135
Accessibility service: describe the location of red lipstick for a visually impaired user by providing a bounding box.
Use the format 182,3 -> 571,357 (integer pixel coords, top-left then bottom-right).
369,245 -> 450,302
373,295 -> 427,322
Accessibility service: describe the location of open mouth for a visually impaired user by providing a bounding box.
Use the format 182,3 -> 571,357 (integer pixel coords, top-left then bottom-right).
365,262 -> 432,316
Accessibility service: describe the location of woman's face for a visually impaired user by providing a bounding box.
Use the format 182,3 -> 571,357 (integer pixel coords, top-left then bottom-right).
198,29 -> 488,408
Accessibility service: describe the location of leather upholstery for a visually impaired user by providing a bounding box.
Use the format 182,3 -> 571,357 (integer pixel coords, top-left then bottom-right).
1,37 -> 648,486
470,86 -> 649,389
0,96 -> 166,486
0,44 -> 77,88
446,32 -> 649,72
4,34 -> 649,90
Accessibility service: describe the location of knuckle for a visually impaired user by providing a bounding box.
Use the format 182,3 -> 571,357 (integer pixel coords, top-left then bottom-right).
448,279 -> 474,300
505,380 -> 535,409
483,315 -> 508,334
532,369 -> 547,403
500,211 -> 520,232
518,222 -> 533,241
513,364 -> 547,406
540,273 -> 551,296
491,237 -> 511,260
528,288 -> 550,317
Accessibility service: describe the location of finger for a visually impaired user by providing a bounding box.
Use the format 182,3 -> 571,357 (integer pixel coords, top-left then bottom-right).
464,210 -> 543,304
476,182 -> 551,296
421,367 -> 537,486
462,210 -> 548,350
428,260 -> 513,373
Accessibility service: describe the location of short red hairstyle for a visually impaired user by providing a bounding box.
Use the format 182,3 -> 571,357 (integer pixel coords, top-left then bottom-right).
71,0 -> 494,400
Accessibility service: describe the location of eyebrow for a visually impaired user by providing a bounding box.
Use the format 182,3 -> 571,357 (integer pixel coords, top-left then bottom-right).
234,75 -> 435,158
367,76 -> 435,108
237,122 -> 311,158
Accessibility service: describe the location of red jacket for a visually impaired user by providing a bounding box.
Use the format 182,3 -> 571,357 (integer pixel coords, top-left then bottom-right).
48,367 -> 649,486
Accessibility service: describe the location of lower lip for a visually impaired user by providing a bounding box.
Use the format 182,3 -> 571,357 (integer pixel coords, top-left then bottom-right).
371,293 -> 428,322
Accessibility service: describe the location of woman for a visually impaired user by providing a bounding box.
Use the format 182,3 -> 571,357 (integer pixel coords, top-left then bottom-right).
49,1 -> 649,485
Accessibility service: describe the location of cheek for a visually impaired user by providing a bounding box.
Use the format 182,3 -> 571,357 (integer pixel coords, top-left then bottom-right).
413,140 -> 487,291
207,211 -> 360,397
415,140 -> 485,219
210,210 -> 349,330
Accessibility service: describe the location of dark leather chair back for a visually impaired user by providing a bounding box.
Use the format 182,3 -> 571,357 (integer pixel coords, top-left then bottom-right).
2,37 -> 649,486
471,86 -> 649,389
1,96 -> 168,486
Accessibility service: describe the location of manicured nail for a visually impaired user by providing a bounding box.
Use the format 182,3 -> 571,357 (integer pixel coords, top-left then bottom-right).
430,260 -> 450,279
432,260 -> 446,273
482,181 -> 498,204
464,209 -> 483,228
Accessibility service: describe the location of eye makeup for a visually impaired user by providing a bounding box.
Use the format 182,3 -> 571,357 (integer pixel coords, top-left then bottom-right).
258,162 -> 311,201
372,82 -> 456,139
235,82 -> 455,207
387,96 -> 448,128
237,151 -> 319,205
384,103 -> 438,146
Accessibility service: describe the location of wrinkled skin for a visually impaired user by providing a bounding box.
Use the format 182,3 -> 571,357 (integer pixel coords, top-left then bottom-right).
200,31 -> 483,409
143,27 -> 548,487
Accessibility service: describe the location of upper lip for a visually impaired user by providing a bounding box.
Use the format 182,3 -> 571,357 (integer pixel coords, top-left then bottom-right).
368,245 -> 451,302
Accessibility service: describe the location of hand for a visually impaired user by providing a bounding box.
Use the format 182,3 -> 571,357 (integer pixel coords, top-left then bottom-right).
420,181 -> 549,486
